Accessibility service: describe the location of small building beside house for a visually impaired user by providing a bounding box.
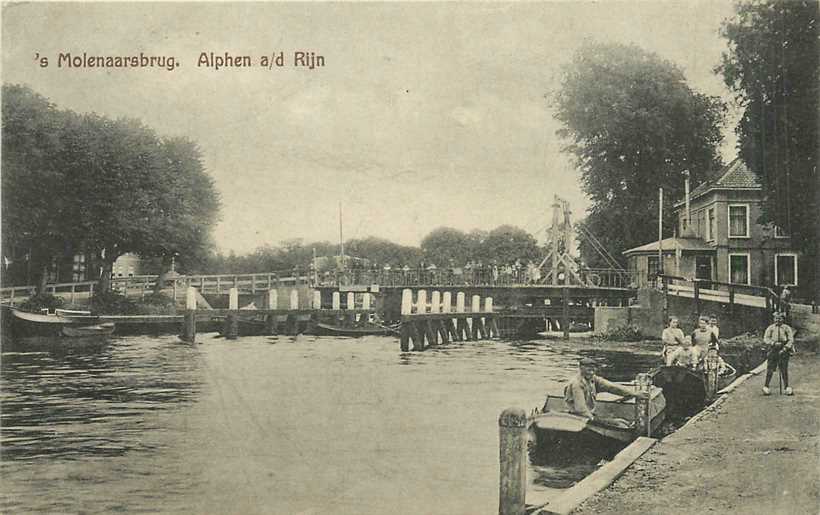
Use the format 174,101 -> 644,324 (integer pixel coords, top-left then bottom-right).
624,158 -> 806,298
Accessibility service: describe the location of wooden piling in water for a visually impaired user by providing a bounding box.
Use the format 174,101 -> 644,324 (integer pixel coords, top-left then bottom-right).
400,323 -> 411,351
182,310 -> 197,343
425,320 -> 438,347
498,407 -> 527,515
562,287 -> 570,340
266,313 -> 278,335
224,314 -> 239,340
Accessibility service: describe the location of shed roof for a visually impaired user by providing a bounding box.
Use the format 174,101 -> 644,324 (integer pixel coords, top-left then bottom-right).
623,236 -> 715,256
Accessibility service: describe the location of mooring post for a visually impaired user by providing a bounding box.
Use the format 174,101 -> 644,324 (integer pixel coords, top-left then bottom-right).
266,313 -> 278,335
498,407 -> 528,515
229,287 -> 239,310
347,292 -> 356,310
442,292 -> 452,314
182,287 -> 198,343
268,289 -> 278,310
183,310 -> 197,343
290,289 -> 300,310
362,292 -> 371,311
224,314 -> 238,340
332,291 -> 341,310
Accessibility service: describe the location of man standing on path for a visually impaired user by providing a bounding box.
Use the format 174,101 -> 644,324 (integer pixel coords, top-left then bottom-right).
762,312 -> 796,395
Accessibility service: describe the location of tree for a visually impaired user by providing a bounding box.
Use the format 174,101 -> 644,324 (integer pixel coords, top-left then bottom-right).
2,85 -> 81,288
420,227 -> 471,266
478,225 -> 541,264
553,43 -> 726,266
1,84 -> 221,290
718,0 -> 818,294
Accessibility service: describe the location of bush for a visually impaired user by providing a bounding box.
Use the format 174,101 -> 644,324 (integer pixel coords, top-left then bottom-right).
19,293 -> 65,312
596,324 -> 644,342
90,290 -> 176,315
90,291 -> 140,315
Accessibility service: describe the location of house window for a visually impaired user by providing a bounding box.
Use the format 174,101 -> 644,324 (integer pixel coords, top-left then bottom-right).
729,253 -> 750,285
647,255 -> 660,280
728,205 -> 749,238
774,225 -> 789,238
729,204 -> 749,238
775,254 -> 797,286
72,254 -> 86,282
707,208 -> 716,241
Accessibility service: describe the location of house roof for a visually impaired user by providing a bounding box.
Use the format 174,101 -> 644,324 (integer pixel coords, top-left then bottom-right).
623,236 -> 715,256
675,158 -> 761,207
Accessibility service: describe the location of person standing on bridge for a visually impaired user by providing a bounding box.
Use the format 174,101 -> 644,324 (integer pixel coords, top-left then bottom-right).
762,312 -> 795,396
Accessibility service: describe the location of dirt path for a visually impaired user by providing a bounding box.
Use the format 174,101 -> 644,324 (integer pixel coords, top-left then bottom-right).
573,352 -> 820,515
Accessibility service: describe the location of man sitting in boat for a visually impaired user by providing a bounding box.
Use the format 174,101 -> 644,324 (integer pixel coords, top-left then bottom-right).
668,336 -> 699,369
563,357 -> 647,426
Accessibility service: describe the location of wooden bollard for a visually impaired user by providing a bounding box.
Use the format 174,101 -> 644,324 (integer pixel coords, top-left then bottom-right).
442,292 -> 452,313
362,293 -> 371,310
401,289 -> 413,315
347,292 -> 356,310
182,310 -> 197,343
266,313 -> 278,335
186,286 -> 197,310
498,407 -> 528,515
312,290 -> 322,309
229,287 -> 239,310
267,289 -> 278,310
562,287 -> 570,340
224,314 -> 239,340
471,294 -> 481,314
332,291 -> 341,310
290,289 -> 299,310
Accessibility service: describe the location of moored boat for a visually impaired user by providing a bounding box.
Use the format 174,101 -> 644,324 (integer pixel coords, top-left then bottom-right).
314,321 -> 398,337
649,364 -> 736,418
530,383 -> 666,450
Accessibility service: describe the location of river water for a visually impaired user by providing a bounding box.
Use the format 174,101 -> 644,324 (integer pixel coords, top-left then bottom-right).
1,334 -> 664,514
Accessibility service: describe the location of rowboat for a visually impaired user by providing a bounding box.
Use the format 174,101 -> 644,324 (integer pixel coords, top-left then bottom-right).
2,306 -> 116,346
314,321 -> 398,337
530,383 -> 666,450
649,364 -> 736,418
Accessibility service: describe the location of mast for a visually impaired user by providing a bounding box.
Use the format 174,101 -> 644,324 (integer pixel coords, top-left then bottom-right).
339,202 -> 344,267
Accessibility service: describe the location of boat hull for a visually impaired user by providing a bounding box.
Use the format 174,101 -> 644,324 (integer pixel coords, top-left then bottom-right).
314,322 -> 395,337
3,306 -> 114,340
649,365 -> 736,418
532,384 -> 666,452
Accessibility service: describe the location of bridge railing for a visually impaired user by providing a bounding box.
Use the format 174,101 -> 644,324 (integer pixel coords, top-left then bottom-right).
656,274 -> 779,311
315,268 -> 636,289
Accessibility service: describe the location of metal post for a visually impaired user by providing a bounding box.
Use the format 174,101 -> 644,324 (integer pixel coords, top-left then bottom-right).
658,188 -> 664,275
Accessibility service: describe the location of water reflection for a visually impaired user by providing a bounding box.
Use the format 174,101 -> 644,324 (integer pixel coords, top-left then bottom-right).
1,333 -> 735,514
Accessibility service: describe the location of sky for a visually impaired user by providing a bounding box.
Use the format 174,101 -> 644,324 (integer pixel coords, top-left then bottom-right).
2,1 -> 740,254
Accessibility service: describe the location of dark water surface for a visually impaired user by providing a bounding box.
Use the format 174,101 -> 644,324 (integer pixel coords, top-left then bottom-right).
2,334 -> 666,514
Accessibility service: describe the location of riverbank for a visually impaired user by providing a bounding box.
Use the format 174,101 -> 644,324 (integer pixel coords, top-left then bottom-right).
571,351 -> 820,515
